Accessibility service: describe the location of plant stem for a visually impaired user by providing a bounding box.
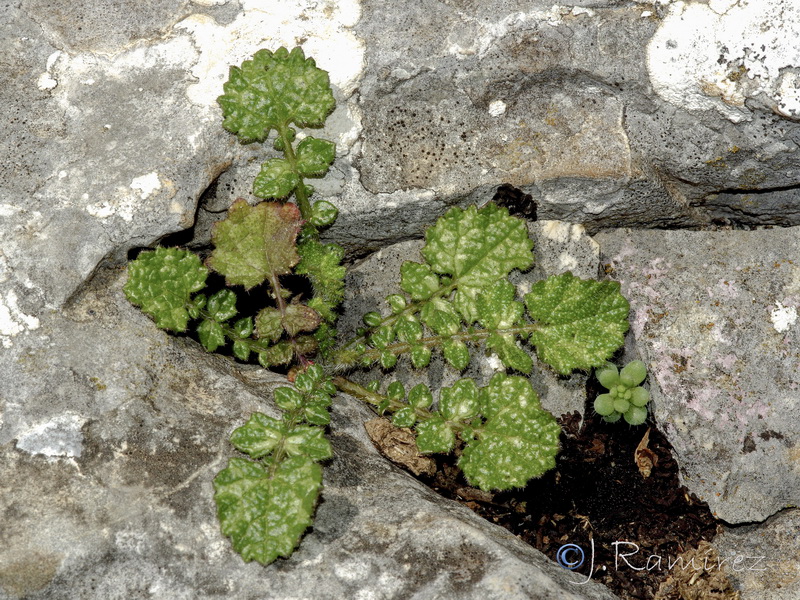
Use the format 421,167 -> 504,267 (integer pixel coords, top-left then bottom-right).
277,123 -> 313,222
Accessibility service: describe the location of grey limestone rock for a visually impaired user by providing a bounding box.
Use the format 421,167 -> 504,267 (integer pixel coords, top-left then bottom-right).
0,267 -> 618,600
4,0 -> 800,598
595,227 -> 800,525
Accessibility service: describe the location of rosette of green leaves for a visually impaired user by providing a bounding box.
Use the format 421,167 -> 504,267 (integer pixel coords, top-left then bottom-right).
336,203 -> 630,376
374,374 -> 560,491
217,46 -> 337,228
213,365 -> 335,565
593,360 -> 650,425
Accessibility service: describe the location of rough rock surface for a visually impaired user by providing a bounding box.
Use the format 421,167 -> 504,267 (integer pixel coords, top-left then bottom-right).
4,0 -> 800,598
715,509 -> 800,600
0,269 -> 618,600
595,227 -> 800,524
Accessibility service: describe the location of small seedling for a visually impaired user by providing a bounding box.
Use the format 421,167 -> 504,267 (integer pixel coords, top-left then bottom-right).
593,360 -> 651,425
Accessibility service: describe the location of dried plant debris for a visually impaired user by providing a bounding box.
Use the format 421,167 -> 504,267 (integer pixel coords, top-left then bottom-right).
364,418 -> 436,477
654,541 -> 741,600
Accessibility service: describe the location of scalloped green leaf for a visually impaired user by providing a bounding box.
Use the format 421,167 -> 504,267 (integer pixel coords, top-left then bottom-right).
439,379 -> 480,421
214,456 -> 322,565
229,412 -> 285,458
486,334 -> 533,374
255,307 -> 283,342
421,204 -> 533,293
253,158 -> 299,199
217,46 -> 335,143
207,289 -> 238,322
415,416 -> 455,454
525,272 -> 630,375
442,339 -> 469,370
409,345 -> 432,368
124,247 -> 208,332
310,200 -> 339,228
295,136 -> 336,177
209,199 -> 303,290
400,262 -> 440,301
198,318 -> 226,352
296,239 -> 346,322
408,383 -> 433,409
392,407 -> 417,428
283,303 -> 321,337
420,298 -> 460,336
477,280 -> 523,329
459,375 -> 560,490
232,340 -> 251,361
284,427 -> 333,461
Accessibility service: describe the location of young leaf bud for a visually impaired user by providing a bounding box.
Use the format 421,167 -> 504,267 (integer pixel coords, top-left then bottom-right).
594,393 -> 615,416
631,387 -> 650,407
596,364 -> 620,389
620,360 -> 648,387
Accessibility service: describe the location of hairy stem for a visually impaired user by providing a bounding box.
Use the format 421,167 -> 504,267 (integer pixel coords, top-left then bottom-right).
277,123 -> 313,221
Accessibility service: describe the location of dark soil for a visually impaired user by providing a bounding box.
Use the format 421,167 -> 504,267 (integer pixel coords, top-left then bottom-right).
413,380 -> 724,600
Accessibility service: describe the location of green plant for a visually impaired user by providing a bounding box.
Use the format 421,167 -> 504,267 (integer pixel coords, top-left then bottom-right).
124,46 -> 633,566
593,360 -> 651,425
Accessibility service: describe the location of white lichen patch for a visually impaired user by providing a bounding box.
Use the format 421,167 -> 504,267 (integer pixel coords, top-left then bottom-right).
176,0 -> 364,108
647,0 -> 800,122
0,288 -> 40,348
16,414 -> 86,458
771,301 -> 797,333
86,194 -> 137,222
488,100 -> 507,117
130,172 -> 162,199
37,50 -> 64,91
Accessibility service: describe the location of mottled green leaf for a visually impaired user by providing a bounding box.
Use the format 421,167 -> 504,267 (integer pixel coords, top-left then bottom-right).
386,381 -> 406,400
274,387 -> 303,411
442,339 -> 469,370
207,289 -> 238,322
408,384 -> 433,409
309,200 -> 338,227
477,280 -> 523,329
486,333 -> 533,374
415,416 -> 455,454
421,204 -> 533,293
379,350 -> 398,369
229,412 -> 285,458
253,158 -> 299,199
217,46 -> 335,143
124,247 -> 208,331
285,427 -> 333,461
295,137 -> 336,176
258,341 -> 293,367
459,375 -> 560,490
395,317 -> 423,343
392,407 -> 417,428
400,262 -> 440,300
420,298 -> 460,336
439,379 -> 480,421
409,345 -> 432,368
198,318 -> 226,352
255,307 -> 283,342
214,456 -> 322,565
232,340 -> 251,361
283,303 -> 321,337
209,199 -> 303,290
525,272 -> 630,374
